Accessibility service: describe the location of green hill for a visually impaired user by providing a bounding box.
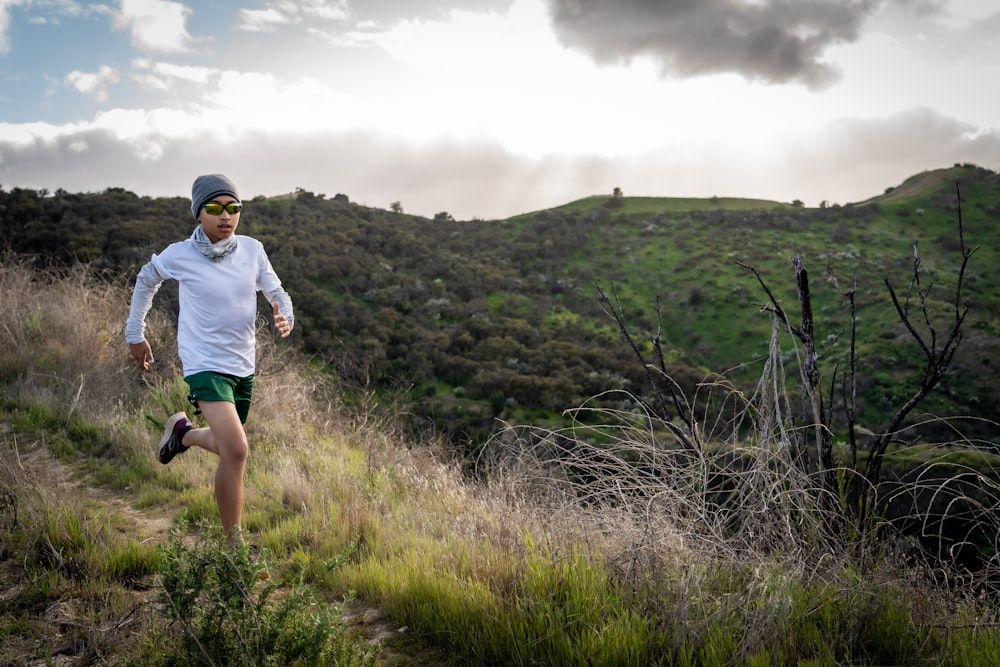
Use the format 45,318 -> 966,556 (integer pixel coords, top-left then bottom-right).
3,164 -> 1000,663
2,164 -> 997,452
520,193 -> 793,217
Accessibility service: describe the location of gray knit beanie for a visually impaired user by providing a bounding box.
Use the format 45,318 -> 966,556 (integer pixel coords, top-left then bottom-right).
191,173 -> 240,219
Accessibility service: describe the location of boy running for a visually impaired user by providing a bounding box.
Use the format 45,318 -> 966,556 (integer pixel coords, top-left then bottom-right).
125,173 -> 293,541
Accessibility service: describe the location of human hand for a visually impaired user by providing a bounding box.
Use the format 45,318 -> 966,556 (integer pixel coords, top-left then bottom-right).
273,301 -> 291,338
129,341 -> 154,371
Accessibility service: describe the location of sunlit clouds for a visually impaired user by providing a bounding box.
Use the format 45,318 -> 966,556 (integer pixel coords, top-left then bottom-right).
238,0 -> 349,32
114,0 -> 194,54
0,0 -> 996,218
65,64 -> 119,102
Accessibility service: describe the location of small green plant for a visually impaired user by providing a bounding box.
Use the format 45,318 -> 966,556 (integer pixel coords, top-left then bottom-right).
106,538 -> 162,582
150,523 -> 377,667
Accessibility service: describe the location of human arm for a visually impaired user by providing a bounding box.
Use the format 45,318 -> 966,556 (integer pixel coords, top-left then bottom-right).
272,301 -> 291,338
263,285 -> 294,337
129,340 -> 155,371
124,259 -> 168,370
258,246 -> 294,336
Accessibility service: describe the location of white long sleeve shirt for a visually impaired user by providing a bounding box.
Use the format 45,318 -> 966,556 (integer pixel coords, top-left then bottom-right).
125,235 -> 293,378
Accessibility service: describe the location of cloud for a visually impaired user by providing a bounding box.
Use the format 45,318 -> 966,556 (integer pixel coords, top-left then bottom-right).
1,0 -> 113,54
544,0 -> 883,89
65,64 -> 120,102
237,0 -> 349,32
128,64 -> 357,135
815,107 -> 999,174
0,0 -> 28,54
131,58 -> 213,91
237,7 -> 291,33
114,0 -> 193,54
1,103 -> 996,219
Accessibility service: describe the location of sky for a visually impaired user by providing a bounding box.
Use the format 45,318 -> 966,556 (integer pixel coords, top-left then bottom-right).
0,0 -> 997,220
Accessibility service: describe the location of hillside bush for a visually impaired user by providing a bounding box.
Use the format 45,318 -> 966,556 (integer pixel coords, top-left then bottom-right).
147,524 -> 377,667
4,165 -> 997,451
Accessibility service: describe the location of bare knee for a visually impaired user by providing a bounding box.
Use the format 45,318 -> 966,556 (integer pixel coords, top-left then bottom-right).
218,434 -> 249,466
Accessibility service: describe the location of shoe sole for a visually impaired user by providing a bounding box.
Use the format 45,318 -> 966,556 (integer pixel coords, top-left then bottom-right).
158,412 -> 189,464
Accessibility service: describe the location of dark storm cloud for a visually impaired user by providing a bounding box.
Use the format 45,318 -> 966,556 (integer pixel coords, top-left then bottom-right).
544,0 -> 882,89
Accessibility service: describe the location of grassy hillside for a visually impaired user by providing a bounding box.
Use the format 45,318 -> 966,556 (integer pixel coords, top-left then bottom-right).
522,194 -> 794,217
4,259 -> 1000,665
861,166 -> 969,203
539,166 -> 998,421
1,164 -> 997,455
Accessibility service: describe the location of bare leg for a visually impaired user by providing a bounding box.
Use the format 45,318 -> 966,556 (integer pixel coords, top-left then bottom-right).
180,401 -> 248,542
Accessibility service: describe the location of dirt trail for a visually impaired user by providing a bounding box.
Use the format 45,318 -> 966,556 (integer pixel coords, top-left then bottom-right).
10,431 -> 175,541
1,423 -> 418,666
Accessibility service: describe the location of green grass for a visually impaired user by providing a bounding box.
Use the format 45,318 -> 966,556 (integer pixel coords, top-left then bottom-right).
4,246 -> 1000,665
543,194 -> 794,216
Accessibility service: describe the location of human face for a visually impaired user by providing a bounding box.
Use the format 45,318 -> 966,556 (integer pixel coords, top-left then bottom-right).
197,195 -> 241,243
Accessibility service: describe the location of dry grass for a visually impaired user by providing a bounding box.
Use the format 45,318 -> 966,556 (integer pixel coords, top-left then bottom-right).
4,256 -> 1000,665
0,259 -> 140,412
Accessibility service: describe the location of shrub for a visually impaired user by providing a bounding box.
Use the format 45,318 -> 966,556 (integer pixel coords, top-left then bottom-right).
148,524 -> 377,667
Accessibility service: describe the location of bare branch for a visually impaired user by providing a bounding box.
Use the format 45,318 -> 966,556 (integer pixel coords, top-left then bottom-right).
651,296 -> 699,436
864,182 -> 973,488
737,260 -> 803,340
594,280 -> 701,452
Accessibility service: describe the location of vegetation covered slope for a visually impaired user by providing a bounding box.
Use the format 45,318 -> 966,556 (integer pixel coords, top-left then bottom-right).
2,164 -> 997,453
3,259 -> 1000,666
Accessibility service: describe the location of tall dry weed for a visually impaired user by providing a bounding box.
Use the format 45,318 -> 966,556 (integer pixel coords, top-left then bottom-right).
252,318 -> 330,425
484,381 -> 1000,599
0,255 -> 335,422
0,257 -> 152,417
